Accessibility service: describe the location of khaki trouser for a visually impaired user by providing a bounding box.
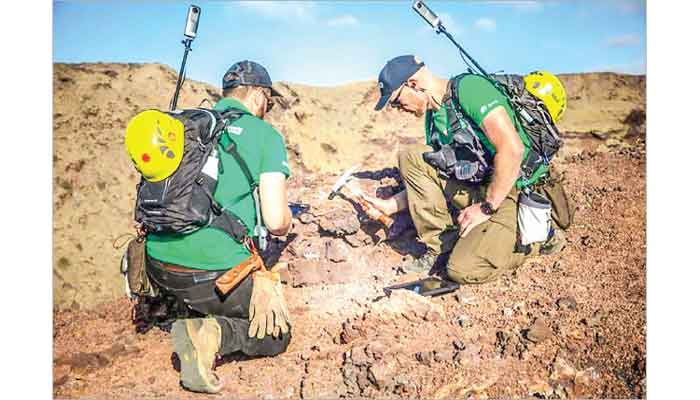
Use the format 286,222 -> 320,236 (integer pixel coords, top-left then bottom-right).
399,144 -> 538,284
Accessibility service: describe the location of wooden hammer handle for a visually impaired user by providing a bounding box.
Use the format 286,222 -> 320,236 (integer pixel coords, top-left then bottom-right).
358,198 -> 394,228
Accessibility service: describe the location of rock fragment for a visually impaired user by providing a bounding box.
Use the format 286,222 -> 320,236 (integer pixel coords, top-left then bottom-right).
325,240 -> 349,263
525,318 -> 553,343
556,296 -> 578,310
368,357 -> 398,389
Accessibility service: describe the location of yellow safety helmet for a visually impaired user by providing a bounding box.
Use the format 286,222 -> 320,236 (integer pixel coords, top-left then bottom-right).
524,70 -> 567,123
125,110 -> 185,182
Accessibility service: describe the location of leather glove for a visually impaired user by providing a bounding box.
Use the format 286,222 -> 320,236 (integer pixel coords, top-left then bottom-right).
248,265 -> 291,339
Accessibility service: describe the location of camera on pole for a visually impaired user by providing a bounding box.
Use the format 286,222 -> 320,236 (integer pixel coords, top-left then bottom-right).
412,0 -> 490,78
170,5 -> 201,111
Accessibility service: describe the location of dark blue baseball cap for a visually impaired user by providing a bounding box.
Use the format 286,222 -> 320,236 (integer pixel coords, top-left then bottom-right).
222,60 -> 283,97
374,55 -> 425,111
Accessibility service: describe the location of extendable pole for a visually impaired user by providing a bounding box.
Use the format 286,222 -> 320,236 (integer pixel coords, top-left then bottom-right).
170,38 -> 193,111
437,25 -> 490,78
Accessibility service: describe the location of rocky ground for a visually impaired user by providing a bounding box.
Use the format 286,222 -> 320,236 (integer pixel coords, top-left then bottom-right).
53,63 -> 646,398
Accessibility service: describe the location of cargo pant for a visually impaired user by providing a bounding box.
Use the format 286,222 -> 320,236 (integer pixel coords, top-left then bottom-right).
145,257 -> 291,358
399,144 -> 538,284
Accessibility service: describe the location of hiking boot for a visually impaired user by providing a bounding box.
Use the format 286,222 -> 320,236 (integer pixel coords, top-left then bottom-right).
401,252 -> 439,273
171,317 -> 223,394
540,228 -> 566,256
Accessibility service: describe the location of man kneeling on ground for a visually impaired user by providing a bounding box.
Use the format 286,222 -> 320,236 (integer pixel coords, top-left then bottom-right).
137,61 -> 293,393
362,55 -> 570,284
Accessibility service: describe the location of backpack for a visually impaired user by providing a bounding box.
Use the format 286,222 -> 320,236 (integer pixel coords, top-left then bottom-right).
490,74 -> 563,188
423,73 -> 563,189
134,108 -> 265,248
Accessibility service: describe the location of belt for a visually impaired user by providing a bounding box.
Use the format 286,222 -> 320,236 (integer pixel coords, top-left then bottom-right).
160,262 -> 214,273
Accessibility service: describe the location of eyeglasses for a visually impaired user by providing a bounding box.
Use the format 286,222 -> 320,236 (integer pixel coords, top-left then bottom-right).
389,84 -> 406,109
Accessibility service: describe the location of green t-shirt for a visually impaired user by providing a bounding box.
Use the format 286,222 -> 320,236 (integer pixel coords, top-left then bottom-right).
146,98 -> 290,270
424,74 -> 532,180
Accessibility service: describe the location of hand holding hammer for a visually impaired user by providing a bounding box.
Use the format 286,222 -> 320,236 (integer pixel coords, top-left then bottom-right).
328,165 -> 394,228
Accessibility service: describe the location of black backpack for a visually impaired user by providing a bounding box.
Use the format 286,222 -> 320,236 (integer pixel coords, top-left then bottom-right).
134,108 -> 259,246
490,74 -> 563,183
423,73 -> 563,188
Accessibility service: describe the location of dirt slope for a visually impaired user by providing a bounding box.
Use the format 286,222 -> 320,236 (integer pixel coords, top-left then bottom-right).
53,63 -> 646,398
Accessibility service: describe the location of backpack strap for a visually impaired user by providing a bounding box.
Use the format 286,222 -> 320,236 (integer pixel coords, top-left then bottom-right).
208,206 -> 250,243
445,74 -> 491,167
194,174 -> 251,243
219,112 -> 270,251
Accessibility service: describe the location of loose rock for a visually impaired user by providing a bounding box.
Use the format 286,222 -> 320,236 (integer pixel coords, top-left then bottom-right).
556,296 -> 578,310
416,351 -> 434,366
325,240 -> 350,263
368,357 -> 398,389
525,318 -> 553,343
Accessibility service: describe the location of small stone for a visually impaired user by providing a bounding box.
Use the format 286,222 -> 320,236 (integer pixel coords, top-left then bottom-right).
366,341 -> 388,361
53,364 -> 71,387
457,295 -> 477,305
566,328 -> 585,341
595,332 -> 606,345
456,315 -> 470,328
454,351 -> 470,366
502,307 -> 514,317
433,348 -> 453,363
528,380 -> 553,398
344,234 -> 364,248
462,344 -> 482,357
556,296 -> 578,310
325,240 -> 350,263
356,367 -> 371,390
368,358 -> 398,389
424,309 -> 442,322
525,318 -> 552,343
453,339 -> 466,351
416,351 -> 434,366
350,345 -> 370,366
550,355 -> 577,382
584,309 -> 608,327
298,212 -> 314,224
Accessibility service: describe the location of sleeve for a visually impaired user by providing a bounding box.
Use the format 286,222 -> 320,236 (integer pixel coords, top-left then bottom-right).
457,76 -> 510,128
260,126 -> 291,178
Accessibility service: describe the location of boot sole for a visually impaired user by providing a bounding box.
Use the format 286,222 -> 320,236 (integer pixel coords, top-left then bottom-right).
171,320 -> 222,394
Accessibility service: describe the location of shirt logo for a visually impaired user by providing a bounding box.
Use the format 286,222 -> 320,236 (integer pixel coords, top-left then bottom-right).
226,126 -> 243,136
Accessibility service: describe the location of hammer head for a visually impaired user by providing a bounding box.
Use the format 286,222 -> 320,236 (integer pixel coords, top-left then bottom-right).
328,164 -> 360,200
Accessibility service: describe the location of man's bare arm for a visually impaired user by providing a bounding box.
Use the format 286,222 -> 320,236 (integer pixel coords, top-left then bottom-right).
362,189 -> 408,216
259,172 -> 292,235
481,106 -> 524,208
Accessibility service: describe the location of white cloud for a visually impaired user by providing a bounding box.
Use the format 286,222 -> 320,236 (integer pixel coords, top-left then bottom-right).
606,34 -> 641,48
238,1 -> 316,22
510,1 -> 544,12
474,17 -> 497,32
588,61 -> 647,75
327,15 -> 358,27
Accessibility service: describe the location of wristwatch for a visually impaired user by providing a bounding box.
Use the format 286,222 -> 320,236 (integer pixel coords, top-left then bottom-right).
480,201 -> 496,216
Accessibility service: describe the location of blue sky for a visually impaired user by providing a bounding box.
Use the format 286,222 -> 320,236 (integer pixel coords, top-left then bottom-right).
53,1 -> 646,87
